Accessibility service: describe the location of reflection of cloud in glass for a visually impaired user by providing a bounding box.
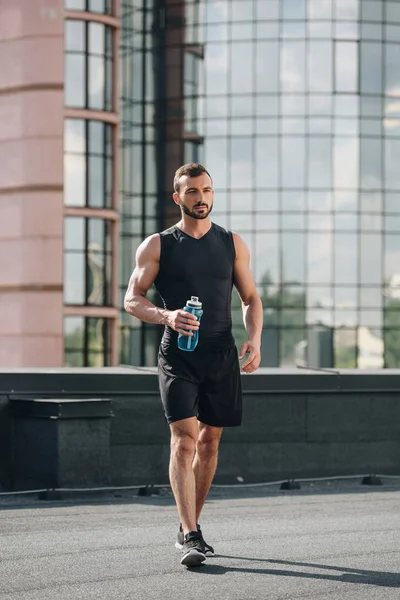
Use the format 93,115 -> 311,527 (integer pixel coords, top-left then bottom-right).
64,155 -> 85,206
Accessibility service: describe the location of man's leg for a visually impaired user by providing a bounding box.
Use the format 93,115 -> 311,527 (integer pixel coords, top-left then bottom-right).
193,422 -> 223,523
169,417 -> 199,535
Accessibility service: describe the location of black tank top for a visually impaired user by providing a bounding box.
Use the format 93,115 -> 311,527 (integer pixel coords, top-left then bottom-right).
154,222 -> 236,352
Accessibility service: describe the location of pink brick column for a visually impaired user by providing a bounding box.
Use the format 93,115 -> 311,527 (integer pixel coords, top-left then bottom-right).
0,0 -> 64,366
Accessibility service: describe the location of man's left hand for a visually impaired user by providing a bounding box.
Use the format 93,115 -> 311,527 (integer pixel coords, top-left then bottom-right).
239,341 -> 261,373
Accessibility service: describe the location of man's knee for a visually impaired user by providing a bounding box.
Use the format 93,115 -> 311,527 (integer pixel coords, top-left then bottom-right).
170,421 -> 198,461
196,426 -> 222,458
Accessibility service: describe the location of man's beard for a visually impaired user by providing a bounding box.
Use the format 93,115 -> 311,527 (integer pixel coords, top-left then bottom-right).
180,202 -> 213,220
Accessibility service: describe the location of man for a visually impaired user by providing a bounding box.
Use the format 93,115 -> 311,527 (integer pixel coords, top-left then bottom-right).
124,163 -> 263,567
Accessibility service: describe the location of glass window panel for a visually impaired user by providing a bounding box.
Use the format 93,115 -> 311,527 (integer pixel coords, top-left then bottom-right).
230,191 -> 252,212
88,218 -> 105,249
205,44 -> 228,95
361,193 -> 382,213
282,233 -> 305,284
335,95 -> 358,117
231,43 -> 253,93
256,138 -> 278,188
361,119 -> 381,136
65,218 -> 85,251
385,215 -> 400,235
230,118 -> 253,136
334,119 -> 358,136
335,191 -> 357,212
64,254 -> 85,304
65,54 -> 85,107
335,21 -> 359,40
335,0 -> 358,20
387,2 -> 400,23
308,21 -> 332,37
309,95 -> 332,116
256,213 -> 279,229
256,0 -> 280,20
308,191 -> 332,212
282,191 -> 305,211
89,0 -> 107,12
308,137 -> 331,189
282,95 -> 306,116
204,139 -> 228,188
281,137 -> 305,188
361,96 -> 382,117
280,328 -> 306,367
308,232 -> 333,284
334,137 -> 359,189
256,96 -> 279,116
231,96 -> 253,118
307,0 -> 332,19
89,22 -> 105,55
256,21 -> 279,39
65,119 -> 85,153
64,316 -> 85,351
360,287 -> 382,308
231,0 -> 252,21
231,23 -> 253,40
230,214 -> 253,231
256,119 -> 279,135
64,154 -> 86,206
334,233 -> 357,284
384,118 -> 400,136
88,55 -> 105,109
256,41 -> 279,93
335,213 -> 357,231
308,41 -> 332,93
89,120 -> 103,155
385,44 -> 400,97
281,118 -> 306,134
206,96 -> 228,118
230,138 -> 252,189
361,0 -> 383,21
65,0 -> 85,8
206,23 -> 229,43
282,21 -> 307,38
385,25 -> 400,43
255,232 -> 279,284
361,233 -> 382,284
282,0 -> 306,19
334,328 -> 357,368
335,42 -> 358,93
282,213 -> 305,230
281,41 -> 305,92
385,140 -> 400,190
361,42 -> 382,94
65,351 -> 84,367
385,98 -> 400,118
386,192 -> 400,213
360,213 -> 382,231
256,192 -> 279,211
88,156 -> 104,207
308,213 -> 333,230
385,242 -> 400,304
361,23 -> 383,41
65,20 -> 85,52
308,118 -> 332,135
361,138 -> 382,190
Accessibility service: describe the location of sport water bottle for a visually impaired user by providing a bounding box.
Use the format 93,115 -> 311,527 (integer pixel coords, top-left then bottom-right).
177,296 -> 203,352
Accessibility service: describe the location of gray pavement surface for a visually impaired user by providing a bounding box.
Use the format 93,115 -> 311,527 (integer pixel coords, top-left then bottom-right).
1,480 -> 399,600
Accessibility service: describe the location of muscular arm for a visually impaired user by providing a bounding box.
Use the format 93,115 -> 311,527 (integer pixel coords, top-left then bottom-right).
123,234 -> 169,325
124,234 -> 199,336
232,233 -> 263,372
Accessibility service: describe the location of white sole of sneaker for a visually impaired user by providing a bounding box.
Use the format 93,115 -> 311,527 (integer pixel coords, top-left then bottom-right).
175,541 -> 183,550
180,549 -> 206,567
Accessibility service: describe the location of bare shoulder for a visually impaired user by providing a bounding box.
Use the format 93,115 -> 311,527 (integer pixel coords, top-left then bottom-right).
136,233 -> 161,263
231,232 -> 250,260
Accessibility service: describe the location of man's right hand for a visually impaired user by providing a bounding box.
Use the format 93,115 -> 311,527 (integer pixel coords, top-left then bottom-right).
166,309 -> 200,336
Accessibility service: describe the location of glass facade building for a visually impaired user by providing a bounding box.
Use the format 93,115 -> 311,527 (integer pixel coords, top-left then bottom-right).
63,0 -> 400,369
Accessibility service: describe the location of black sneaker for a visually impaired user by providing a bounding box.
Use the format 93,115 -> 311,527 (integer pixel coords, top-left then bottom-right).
175,524 -> 215,556
180,531 -> 206,567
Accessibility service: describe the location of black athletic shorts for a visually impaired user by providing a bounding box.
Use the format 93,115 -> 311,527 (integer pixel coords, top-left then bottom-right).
158,344 -> 242,428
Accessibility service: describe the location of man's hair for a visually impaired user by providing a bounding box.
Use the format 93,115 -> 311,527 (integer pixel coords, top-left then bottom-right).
173,163 -> 213,193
